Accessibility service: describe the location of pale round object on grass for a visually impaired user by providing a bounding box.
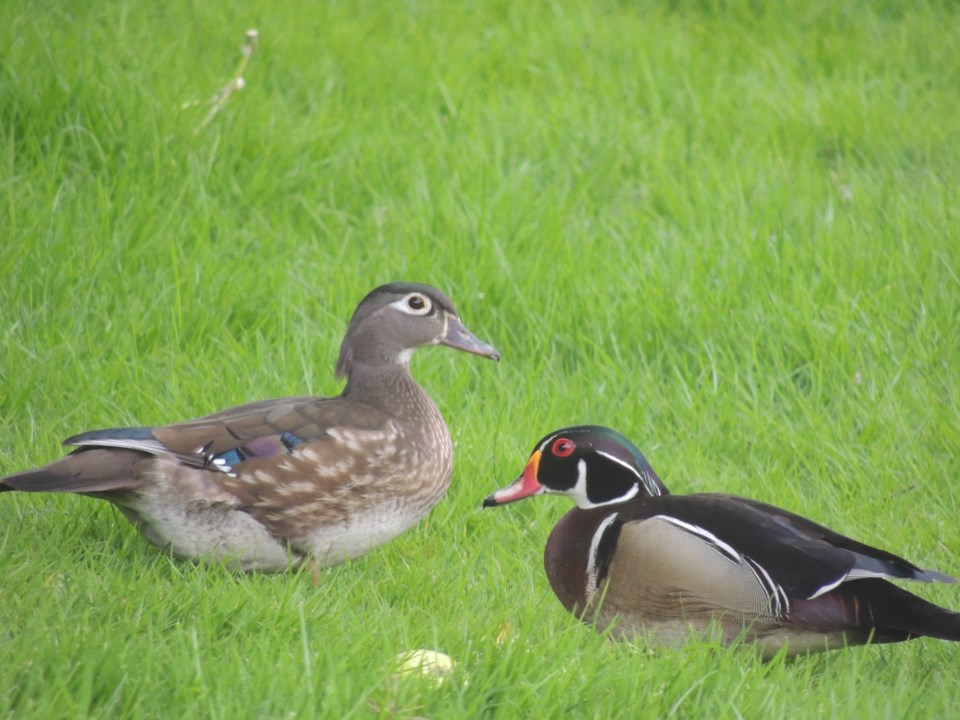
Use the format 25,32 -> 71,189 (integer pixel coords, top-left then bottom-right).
392,649 -> 454,685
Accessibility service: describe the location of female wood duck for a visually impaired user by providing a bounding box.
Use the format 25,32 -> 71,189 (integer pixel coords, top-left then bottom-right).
484,425 -> 960,657
2,282 -> 499,571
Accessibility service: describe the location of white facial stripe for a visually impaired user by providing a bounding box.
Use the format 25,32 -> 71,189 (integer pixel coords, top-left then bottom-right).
579,483 -> 640,509
537,434 -> 557,453
535,434 -> 647,508
595,449 -> 634,473
390,293 -> 432,316
593,449 -> 660,500
577,453 -> 640,509
585,512 -> 619,601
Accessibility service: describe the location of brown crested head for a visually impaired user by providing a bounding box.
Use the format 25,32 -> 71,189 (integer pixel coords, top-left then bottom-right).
335,282 -> 499,379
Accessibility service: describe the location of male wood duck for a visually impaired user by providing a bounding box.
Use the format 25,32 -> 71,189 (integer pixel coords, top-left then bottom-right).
2,282 -> 499,571
484,425 -> 960,657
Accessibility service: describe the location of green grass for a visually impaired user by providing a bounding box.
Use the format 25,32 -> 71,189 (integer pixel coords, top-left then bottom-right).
2,0 -> 959,716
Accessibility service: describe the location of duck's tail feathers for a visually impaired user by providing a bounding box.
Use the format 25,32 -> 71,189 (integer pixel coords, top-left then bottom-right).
1,449 -> 147,495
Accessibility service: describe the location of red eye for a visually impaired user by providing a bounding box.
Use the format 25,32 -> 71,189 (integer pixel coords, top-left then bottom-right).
551,438 -> 574,457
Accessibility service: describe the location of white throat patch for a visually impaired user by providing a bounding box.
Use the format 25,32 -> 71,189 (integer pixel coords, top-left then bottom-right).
571,455 -> 641,509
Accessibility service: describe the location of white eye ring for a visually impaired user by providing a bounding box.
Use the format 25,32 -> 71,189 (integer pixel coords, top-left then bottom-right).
392,293 -> 433,316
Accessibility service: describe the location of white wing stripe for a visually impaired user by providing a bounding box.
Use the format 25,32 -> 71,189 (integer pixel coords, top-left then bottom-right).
806,568 -> 894,600
655,515 -> 790,617
654,515 -> 741,564
807,575 -> 846,600
68,438 -> 167,455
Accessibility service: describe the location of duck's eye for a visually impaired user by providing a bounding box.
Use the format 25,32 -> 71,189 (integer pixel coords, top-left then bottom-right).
552,438 -> 575,457
395,293 -> 432,315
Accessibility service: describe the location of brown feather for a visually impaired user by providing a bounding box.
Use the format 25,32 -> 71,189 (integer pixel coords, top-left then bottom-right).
1,449 -> 148,495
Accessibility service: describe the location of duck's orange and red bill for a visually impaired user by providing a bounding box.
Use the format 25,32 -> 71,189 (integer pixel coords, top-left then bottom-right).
483,450 -> 544,507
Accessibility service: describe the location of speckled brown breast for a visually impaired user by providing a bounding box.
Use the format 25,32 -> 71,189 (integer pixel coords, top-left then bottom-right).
228,371 -> 455,565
